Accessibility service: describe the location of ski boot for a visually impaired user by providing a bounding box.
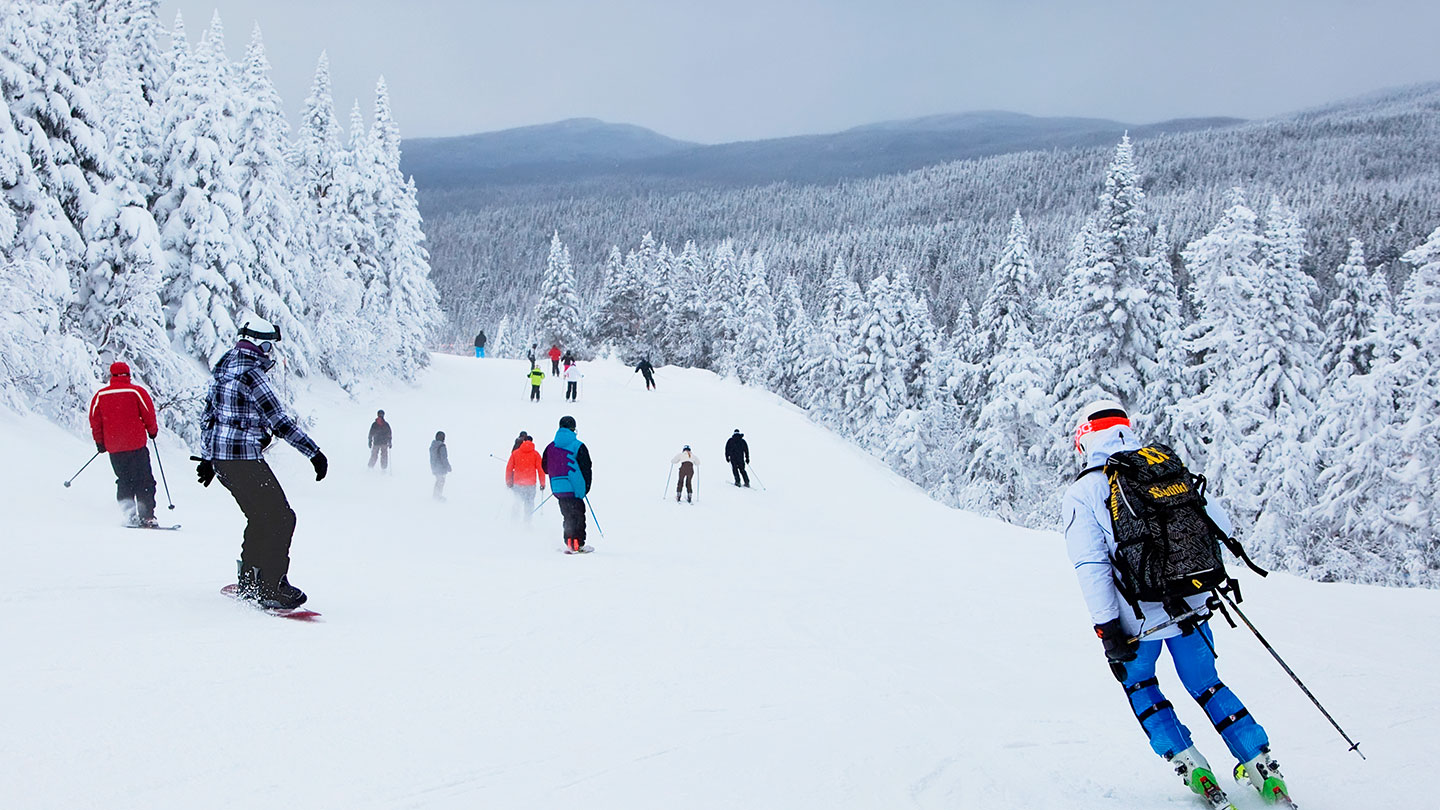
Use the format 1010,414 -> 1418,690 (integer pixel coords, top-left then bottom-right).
1168,746 -> 1237,809
1235,748 -> 1294,806
236,561 -> 307,610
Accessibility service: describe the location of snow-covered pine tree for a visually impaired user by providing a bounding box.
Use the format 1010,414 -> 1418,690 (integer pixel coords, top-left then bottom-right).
802,256 -> 861,426
234,25 -> 312,376
847,271 -> 906,446
291,52 -> 364,388
155,12 -> 254,364
1172,188 -> 1267,524
534,231 -> 583,351
773,272 -> 813,402
668,240 -> 708,367
590,243 -> 645,354
731,252 -> 778,386
1320,238 -> 1393,383
704,239 -> 741,375
1249,200 -> 1325,563
956,214 -> 1056,524
368,77 -> 441,377
1050,137 -> 1162,432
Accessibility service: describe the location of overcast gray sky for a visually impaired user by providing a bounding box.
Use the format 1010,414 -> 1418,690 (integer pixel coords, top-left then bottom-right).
161,0 -> 1440,144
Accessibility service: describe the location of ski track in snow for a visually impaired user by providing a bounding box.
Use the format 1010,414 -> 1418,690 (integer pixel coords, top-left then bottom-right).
1,355 -> 1435,809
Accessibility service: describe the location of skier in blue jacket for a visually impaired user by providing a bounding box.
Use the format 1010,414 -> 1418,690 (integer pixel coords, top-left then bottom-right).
1062,399 -> 1289,808
542,415 -> 593,552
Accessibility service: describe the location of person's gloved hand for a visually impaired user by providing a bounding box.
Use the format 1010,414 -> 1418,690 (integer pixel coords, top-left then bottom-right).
259,432 -> 272,450
311,451 -> 328,481
196,458 -> 215,487
1095,618 -> 1138,663
96,441 -> 106,453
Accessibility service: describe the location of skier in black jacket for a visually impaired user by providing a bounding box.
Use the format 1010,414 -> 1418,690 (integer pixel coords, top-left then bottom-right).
368,410 -> 392,470
473,331 -> 486,358
635,358 -> 656,390
724,429 -> 750,487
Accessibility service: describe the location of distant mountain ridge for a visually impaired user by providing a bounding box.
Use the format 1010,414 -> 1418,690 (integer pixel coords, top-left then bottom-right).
401,110 -> 1245,189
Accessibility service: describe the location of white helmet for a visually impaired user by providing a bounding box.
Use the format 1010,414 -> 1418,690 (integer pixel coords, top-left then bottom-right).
1072,398 -> 1129,455
237,312 -> 281,346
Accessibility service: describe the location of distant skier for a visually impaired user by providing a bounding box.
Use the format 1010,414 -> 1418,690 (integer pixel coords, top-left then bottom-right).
561,349 -> 576,366
670,445 -> 699,503
542,415 -> 593,552
368,409 -> 392,470
563,361 -> 584,402
88,361 -> 160,527
635,358 -> 656,390
527,367 -> 546,401
196,317 -> 327,610
724,429 -> 750,487
548,344 -> 562,376
505,431 -> 546,521
430,431 -> 451,501
1064,399 -> 1289,808
527,343 -> 538,369
512,430 -> 531,452
473,330 -> 486,359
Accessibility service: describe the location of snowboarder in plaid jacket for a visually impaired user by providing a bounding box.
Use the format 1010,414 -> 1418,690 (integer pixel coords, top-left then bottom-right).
196,318 -> 328,610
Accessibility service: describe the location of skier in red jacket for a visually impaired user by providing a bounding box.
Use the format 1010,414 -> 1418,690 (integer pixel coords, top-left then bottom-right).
88,362 -> 160,527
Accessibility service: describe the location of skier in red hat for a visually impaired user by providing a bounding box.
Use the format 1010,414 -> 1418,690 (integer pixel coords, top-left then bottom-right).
88,362 -> 160,527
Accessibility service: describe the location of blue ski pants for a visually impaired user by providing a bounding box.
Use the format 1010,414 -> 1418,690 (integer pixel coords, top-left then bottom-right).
1119,623 -> 1269,763
475,347 -> 485,358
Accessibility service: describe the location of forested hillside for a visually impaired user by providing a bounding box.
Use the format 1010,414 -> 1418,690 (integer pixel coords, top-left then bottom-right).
437,86 -> 1440,589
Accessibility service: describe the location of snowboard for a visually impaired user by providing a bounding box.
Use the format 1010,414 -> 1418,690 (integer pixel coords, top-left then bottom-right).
220,583 -> 323,621
129,524 -> 181,531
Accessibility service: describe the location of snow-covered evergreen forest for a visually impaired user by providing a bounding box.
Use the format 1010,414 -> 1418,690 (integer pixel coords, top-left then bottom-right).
514,133 -> 1439,589
0,0 -> 442,440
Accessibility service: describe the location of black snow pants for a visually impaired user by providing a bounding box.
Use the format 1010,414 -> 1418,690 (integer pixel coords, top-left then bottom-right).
730,459 -> 750,487
677,461 -> 694,499
109,448 -> 157,520
558,496 -> 587,545
215,459 -> 298,583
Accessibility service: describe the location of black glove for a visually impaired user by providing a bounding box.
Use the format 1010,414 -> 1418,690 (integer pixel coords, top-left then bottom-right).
196,458 -> 215,487
311,451 -> 328,481
96,441 -> 106,453
1095,618 -> 1138,663
259,432 -> 272,450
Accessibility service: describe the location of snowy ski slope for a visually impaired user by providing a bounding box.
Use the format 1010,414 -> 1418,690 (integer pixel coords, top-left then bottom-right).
1,355 -> 1433,809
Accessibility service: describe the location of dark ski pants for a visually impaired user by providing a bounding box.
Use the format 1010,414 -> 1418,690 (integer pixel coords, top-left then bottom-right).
109,448 -> 156,521
730,460 -> 750,487
1118,623 -> 1269,762
368,444 -> 389,470
557,496 -> 587,546
530,384 -> 541,401
677,463 -> 694,500
215,459 -> 298,583
566,381 -> 578,401
642,372 -> 655,390
552,359 -> 560,376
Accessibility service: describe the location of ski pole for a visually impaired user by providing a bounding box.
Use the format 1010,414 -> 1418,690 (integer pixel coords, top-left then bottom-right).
64,450 -> 102,488
662,464 -> 674,500
748,464 -> 767,491
530,491 -> 553,515
1126,602 -> 1214,645
1216,589 -> 1365,760
584,495 -> 606,538
151,437 -> 175,510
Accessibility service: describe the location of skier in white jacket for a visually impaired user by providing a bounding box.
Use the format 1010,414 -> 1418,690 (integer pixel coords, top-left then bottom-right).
1062,399 -> 1289,808
670,446 -> 699,503
563,362 -> 584,403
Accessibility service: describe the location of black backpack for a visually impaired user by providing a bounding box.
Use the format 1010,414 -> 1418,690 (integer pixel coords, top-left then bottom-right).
1078,443 -> 1266,620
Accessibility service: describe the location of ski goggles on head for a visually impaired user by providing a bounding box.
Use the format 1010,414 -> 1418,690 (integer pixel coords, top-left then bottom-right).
1073,413 -> 1130,453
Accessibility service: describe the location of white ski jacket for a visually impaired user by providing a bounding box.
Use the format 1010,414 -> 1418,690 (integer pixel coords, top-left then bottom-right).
563,365 -> 584,382
1062,427 -> 1233,641
670,450 -> 700,467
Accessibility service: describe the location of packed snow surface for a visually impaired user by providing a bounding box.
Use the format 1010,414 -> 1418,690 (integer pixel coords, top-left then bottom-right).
2,356 -> 1434,808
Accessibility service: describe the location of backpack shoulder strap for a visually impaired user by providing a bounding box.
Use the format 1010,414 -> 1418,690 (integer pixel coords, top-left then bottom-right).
1074,464 -> 1108,482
